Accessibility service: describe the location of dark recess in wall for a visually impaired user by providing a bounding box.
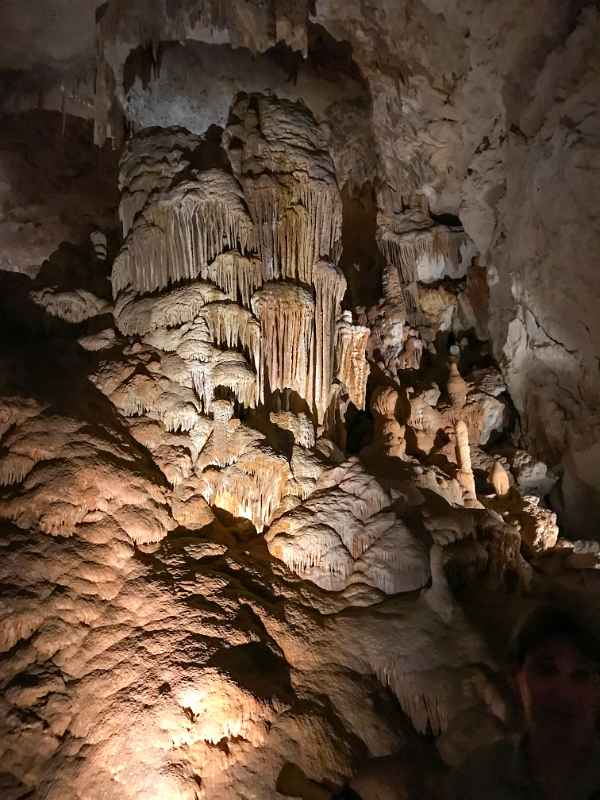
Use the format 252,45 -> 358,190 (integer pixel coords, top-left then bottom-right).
339,182 -> 380,309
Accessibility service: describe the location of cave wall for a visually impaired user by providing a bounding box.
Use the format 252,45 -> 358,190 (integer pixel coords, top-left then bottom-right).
312,0 -> 600,534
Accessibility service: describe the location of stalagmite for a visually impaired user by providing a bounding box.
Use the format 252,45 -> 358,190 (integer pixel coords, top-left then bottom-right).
8,12 -> 597,800
455,420 -> 478,507
335,311 -> 370,410
401,327 -> 424,370
489,460 -> 510,496
252,282 -> 315,405
370,387 -> 406,458
447,354 -> 469,410
211,398 -> 235,458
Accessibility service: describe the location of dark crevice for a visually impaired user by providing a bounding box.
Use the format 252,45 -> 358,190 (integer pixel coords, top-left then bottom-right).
339,181 -> 380,309
430,211 -> 462,228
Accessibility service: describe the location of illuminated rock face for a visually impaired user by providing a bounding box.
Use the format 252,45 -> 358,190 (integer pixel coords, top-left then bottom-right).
1,2 -> 600,799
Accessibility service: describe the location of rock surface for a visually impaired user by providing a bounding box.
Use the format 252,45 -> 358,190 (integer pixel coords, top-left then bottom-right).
1,2 -> 599,798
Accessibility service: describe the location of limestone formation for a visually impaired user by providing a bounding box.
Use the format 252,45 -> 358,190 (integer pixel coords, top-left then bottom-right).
489,461 -> 510,496
224,95 -> 343,285
30,287 -> 111,323
371,386 -> 406,459
90,230 -> 108,261
2,4 -> 600,798
447,357 -> 469,411
112,170 -> 256,296
455,421 -> 479,508
266,458 -> 430,596
335,311 -> 371,411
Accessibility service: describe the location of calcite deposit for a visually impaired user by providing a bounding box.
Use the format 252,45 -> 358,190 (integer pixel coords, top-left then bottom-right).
1,1 -> 599,799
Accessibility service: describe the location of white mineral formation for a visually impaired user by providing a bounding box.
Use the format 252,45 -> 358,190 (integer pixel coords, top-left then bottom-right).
252,281 -> 315,405
335,311 -> 370,411
114,282 -> 228,335
378,226 -> 463,285
78,328 -> 116,351
266,459 -> 430,595
270,410 -> 316,449
312,261 -> 347,423
31,287 -> 111,323
447,357 -> 469,410
225,96 -> 343,284
112,170 -> 256,296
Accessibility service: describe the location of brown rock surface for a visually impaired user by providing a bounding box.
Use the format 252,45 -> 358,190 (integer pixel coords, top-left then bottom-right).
1,2 -> 599,797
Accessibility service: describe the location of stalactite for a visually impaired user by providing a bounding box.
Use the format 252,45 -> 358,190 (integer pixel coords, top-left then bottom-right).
198,302 -> 261,372
382,264 -> 418,314
117,126 -> 204,234
111,245 -> 132,298
114,283 -> 227,335
251,282 -> 315,406
335,312 -> 370,411
30,288 -> 110,323
269,411 -> 315,449
247,179 -> 343,284
172,319 -> 217,362
201,450 -> 289,533
377,226 -> 457,284
277,533 -> 355,585
0,454 -> 35,486
190,351 -> 258,414
211,352 -> 258,410
112,171 -> 256,295
311,262 -> 347,424
207,252 -> 263,308
226,95 -> 343,285
191,362 -> 215,415
160,402 -> 200,433
377,667 -> 452,736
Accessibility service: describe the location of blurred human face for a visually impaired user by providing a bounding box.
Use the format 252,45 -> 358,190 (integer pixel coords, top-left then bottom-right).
515,636 -> 600,744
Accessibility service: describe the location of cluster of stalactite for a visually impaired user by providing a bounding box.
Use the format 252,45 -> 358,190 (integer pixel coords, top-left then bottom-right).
106,94 -> 371,532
